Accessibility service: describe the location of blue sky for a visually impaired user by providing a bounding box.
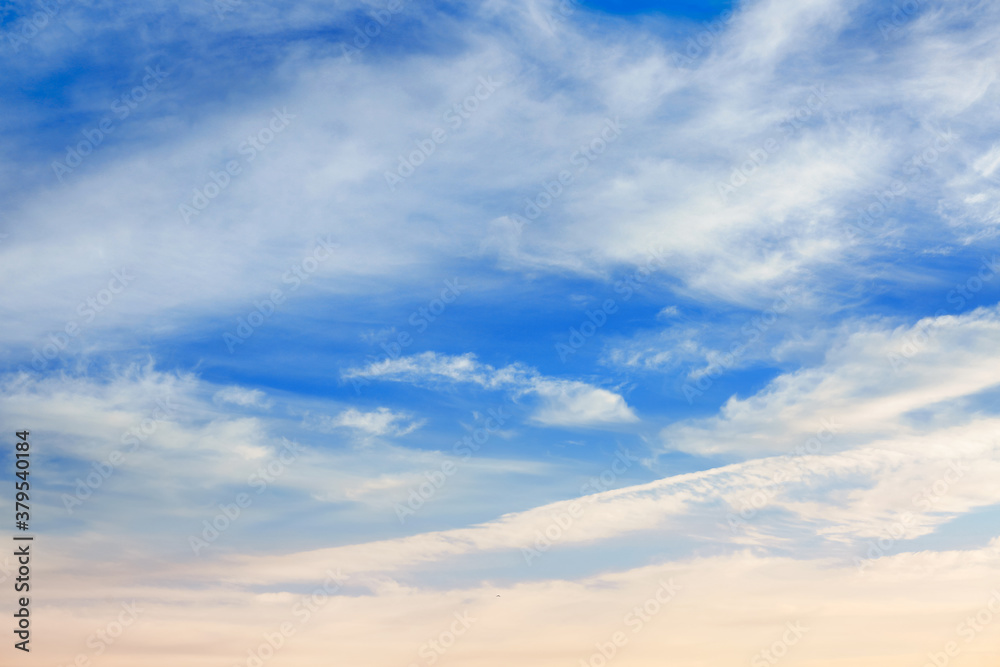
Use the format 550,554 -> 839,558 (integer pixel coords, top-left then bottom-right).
4,0 -> 1000,665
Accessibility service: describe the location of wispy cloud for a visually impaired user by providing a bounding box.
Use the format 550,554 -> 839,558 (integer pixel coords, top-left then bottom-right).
311,406 -> 425,438
4,0 -> 1000,664
660,305 -> 1000,457
343,351 -> 638,426
214,386 -> 273,409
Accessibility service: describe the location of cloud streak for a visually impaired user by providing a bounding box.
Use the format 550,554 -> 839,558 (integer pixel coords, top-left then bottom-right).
343,351 -> 639,427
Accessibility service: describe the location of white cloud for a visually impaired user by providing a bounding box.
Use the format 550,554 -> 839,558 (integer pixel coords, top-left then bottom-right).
185,414 -> 1000,589
603,330 -> 701,372
8,358 -> 997,587
314,407 -> 425,438
5,3 -> 1000,664
661,305 -> 1000,456
213,386 -> 273,409
28,540 -> 1000,667
5,0 -> 1000,359
343,352 -> 638,427
529,378 -> 638,427
657,305 -> 680,319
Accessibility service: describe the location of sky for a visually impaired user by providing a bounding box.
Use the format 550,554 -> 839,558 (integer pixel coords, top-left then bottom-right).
2,0 -> 1000,665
